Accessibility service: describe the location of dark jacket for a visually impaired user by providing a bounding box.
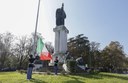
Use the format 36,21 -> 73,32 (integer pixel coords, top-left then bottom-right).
54,60 -> 58,66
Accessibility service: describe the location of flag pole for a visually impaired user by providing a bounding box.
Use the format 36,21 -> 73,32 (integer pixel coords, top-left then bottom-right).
33,0 -> 41,56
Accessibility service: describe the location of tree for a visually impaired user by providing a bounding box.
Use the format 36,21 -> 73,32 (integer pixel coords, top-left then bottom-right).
90,42 -> 100,68
12,36 -> 33,69
68,34 -> 90,66
0,32 -> 14,68
100,41 -> 126,72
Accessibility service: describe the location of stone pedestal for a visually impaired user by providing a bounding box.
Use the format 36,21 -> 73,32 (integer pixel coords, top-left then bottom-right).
52,25 -> 69,63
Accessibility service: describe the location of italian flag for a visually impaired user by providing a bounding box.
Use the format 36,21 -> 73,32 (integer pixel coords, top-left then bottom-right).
36,37 -> 52,60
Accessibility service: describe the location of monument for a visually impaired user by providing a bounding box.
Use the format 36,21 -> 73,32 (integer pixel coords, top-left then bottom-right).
52,3 -> 69,63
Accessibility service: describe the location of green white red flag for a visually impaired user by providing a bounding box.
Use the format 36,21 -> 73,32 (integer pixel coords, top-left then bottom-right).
36,37 -> 52,60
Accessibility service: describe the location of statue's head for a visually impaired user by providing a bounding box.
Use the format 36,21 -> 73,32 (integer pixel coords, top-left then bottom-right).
62,3 -> 64,9
62,3 -> 64,7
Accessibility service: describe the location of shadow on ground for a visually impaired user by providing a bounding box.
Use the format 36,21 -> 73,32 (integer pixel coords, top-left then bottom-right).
69,73 -> 102,79
30,78 -> 47,83
63,75 -> 85,83
99,73 -> 128,80
63,80 -> 85,83
63,72 -> 128,81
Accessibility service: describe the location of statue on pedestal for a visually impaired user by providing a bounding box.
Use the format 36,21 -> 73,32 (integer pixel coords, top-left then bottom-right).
56,3 -> 66,26
50,3 -> 68,65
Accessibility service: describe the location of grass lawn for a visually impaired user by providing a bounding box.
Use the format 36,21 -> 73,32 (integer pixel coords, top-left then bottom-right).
0,72 -> 128,83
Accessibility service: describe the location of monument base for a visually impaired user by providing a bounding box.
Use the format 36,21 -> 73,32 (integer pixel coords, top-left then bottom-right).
53,25 -> 69,54
49,25 -> 69,66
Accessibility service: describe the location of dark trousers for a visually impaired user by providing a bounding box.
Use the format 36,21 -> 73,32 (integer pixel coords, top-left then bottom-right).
54,66 -> 58,75
27,67 -> 33,79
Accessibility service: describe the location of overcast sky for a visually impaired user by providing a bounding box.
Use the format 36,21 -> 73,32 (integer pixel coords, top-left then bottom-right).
0,0 -> 128,55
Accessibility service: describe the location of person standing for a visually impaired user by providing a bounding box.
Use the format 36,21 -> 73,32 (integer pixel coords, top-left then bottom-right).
27,54 -> 35,80
54,56 -> 59,75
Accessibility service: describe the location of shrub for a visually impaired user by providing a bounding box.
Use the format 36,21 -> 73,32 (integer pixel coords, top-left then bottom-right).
66,60 -> 76,74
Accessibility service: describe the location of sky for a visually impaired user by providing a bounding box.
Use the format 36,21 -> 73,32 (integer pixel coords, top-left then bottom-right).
0,0 -> 128,55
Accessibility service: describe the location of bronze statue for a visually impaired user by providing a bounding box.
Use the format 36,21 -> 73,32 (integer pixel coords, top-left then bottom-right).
56,3 -> 66,26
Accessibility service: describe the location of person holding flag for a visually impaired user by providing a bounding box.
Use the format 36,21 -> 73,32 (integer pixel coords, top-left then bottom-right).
27,54 -> 35,80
